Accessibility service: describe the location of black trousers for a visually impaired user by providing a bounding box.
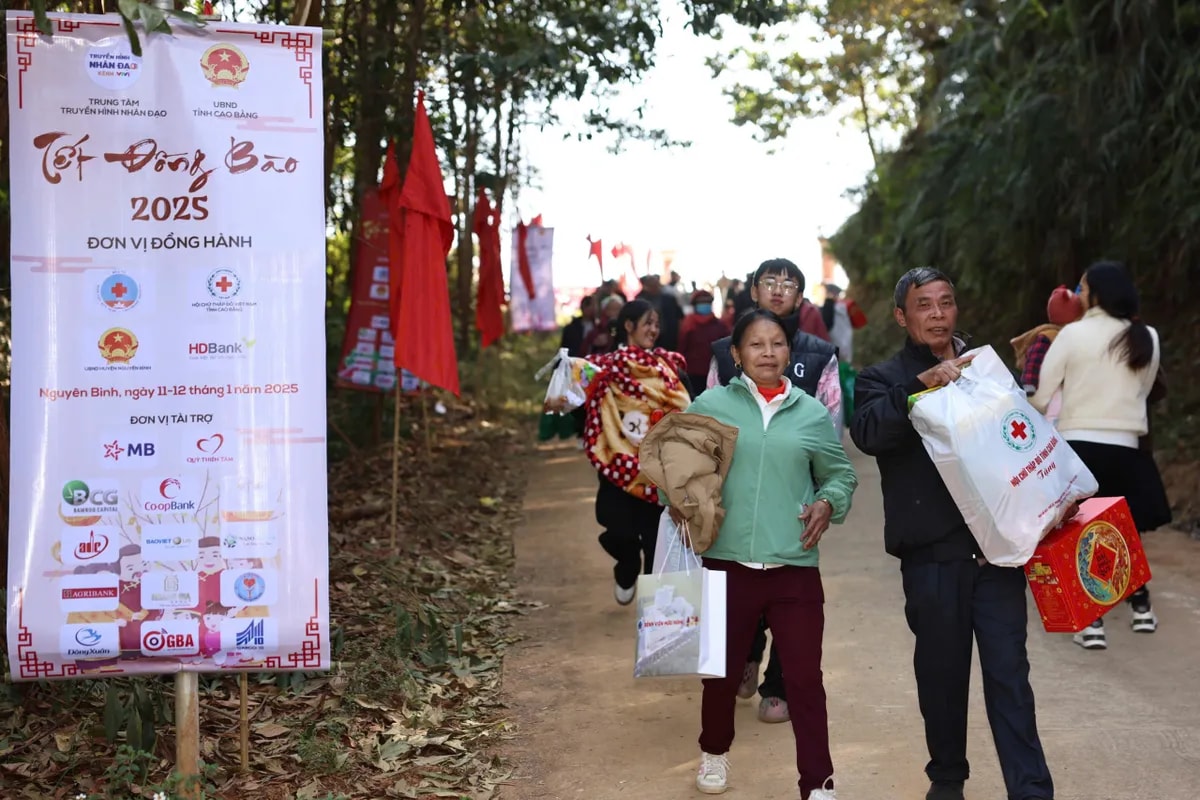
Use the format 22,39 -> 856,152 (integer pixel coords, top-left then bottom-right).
901,558 -> 1054,800
595,476 -> 661,589
747,616 -> 786,699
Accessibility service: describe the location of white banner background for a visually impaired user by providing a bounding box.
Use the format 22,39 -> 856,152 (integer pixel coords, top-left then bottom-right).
509,226 -> 557,332
5,12 -> 329,680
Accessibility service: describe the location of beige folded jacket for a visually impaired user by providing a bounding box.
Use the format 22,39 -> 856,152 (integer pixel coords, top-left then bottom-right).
638,412 -> 739,554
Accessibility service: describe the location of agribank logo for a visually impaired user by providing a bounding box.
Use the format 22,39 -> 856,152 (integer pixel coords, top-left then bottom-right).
85,42 -> 142,91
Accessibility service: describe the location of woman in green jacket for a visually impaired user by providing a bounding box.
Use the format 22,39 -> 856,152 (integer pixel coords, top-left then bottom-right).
682,308 -> 857,800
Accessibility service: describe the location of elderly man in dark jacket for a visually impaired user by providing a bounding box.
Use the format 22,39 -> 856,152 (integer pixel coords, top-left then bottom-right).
849,268 -> 1054,800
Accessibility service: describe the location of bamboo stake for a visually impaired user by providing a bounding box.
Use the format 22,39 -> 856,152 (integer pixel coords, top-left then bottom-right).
239,673 -> 249,772
175,672 -> 200,800
390,381 -> 402,551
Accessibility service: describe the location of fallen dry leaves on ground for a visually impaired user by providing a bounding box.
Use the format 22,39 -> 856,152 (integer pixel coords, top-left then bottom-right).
0,403 -> 538,800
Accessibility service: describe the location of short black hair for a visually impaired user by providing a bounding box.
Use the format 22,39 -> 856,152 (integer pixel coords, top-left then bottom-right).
894,267 -> 954,309
730,308 -> 790,350
752,258 -> 805,294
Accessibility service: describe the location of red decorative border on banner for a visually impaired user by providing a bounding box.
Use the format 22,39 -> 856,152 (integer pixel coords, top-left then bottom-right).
223,579 -> 324,671
13,15 -> 120,110
14,590 -> 80,679
220,28 -> 317,119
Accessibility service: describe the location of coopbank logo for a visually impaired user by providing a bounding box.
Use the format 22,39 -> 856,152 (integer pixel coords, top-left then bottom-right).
140,477 -> 202,514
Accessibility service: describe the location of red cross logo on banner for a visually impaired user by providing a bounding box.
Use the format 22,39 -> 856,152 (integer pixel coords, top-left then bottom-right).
1010,420 -> 1028,440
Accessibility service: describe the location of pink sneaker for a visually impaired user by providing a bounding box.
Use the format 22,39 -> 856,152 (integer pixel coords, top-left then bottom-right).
736,661 -> 759,699
757,696 -> 789,723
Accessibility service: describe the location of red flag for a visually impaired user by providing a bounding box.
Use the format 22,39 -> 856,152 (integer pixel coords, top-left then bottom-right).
515,221 -> 536,300
530,214 -> 543,227
474,189 -> 505,348
388,92 -> 460,396
587,235 -> 604,277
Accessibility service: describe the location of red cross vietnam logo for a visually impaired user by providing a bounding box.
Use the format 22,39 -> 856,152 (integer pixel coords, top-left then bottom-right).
1002,409 -> 1036,453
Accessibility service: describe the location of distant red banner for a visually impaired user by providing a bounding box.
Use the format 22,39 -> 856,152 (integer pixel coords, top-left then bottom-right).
335,189 -> 422,394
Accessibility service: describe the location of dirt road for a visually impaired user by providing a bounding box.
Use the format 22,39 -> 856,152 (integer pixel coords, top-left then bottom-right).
498,441 -> 1200,800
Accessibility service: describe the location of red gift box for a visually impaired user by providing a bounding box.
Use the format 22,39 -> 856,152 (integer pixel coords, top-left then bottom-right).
1024,496 -> 1152,633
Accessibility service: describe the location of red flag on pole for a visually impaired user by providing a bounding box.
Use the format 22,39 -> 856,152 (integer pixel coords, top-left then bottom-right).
515,221 -> 537,300
388,91 -> 460,396
474,188 -> 504,348
587,235 -> 604,278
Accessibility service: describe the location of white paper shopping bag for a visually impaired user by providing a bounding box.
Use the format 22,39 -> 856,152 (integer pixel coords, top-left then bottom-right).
634,519 -> 726,679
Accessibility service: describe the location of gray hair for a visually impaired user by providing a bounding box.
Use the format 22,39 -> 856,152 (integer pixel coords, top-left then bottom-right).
894,267 -> 954,309
601,295 -> 625,313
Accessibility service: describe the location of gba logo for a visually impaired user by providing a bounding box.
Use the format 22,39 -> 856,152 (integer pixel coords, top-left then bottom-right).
200,44 -> 250,88
98,272 -> 139,311
97,327 -> 139,364
61,480 -> 120,516
103,439 -> 156,463
141,621 -> 199,656
86,42 -> 142,91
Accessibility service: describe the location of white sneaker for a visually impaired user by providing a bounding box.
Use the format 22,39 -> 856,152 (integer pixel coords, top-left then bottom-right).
614,581 -> 635,606
1130,605 -> 1158,633
695,752 -> 729,794
1072,620 -> 1106,650
809,779 -> 838,799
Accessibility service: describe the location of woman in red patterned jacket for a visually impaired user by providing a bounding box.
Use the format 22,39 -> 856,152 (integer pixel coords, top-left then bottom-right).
583,299 -> 691,605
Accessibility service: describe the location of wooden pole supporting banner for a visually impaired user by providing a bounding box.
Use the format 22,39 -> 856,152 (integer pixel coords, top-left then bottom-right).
390,382 -> 402,551
175,672 -> 200,799
239,672 -> 250,773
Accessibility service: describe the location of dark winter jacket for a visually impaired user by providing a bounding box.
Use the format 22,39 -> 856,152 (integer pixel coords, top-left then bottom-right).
849,337 -> 981,562
711,311 -> 836,398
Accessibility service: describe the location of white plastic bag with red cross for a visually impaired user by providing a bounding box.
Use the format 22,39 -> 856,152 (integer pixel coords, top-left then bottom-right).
909,346 -> 1098,566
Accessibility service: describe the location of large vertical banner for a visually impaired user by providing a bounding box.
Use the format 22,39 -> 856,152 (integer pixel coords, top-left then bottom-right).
333,188 -> 422,394
5,12 -> 329,679
510,226 -> 557,332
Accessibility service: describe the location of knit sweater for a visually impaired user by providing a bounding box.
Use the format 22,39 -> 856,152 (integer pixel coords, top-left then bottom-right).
1029,307 -> 1160,437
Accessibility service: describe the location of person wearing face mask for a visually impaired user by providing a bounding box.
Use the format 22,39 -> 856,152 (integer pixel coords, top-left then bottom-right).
706,258 -> 842,724
849,268 -> 1055,800
582,299 -> 692,605
681,308 -> 857,799
1030,261 -> 1171,650
678,290 -> 730,398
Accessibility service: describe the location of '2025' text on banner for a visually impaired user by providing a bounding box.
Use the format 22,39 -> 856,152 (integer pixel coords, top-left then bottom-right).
4,12 -> 330,680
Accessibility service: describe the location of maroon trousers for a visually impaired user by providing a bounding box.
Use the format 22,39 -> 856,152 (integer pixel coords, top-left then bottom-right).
699,560 -> 832,799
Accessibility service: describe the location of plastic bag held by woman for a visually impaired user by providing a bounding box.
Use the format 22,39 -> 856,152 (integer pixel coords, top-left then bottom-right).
536,347 -> 600,414
908,345 -> 1098,566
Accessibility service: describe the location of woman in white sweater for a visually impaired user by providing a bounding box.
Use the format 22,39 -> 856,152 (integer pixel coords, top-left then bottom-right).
1031,261 -> 1171,651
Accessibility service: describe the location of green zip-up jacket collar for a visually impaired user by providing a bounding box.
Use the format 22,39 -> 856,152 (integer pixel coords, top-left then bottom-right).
685,376 -> 858,567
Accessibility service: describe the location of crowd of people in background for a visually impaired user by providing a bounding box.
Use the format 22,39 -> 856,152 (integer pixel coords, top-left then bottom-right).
549,256 -> 1167,800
